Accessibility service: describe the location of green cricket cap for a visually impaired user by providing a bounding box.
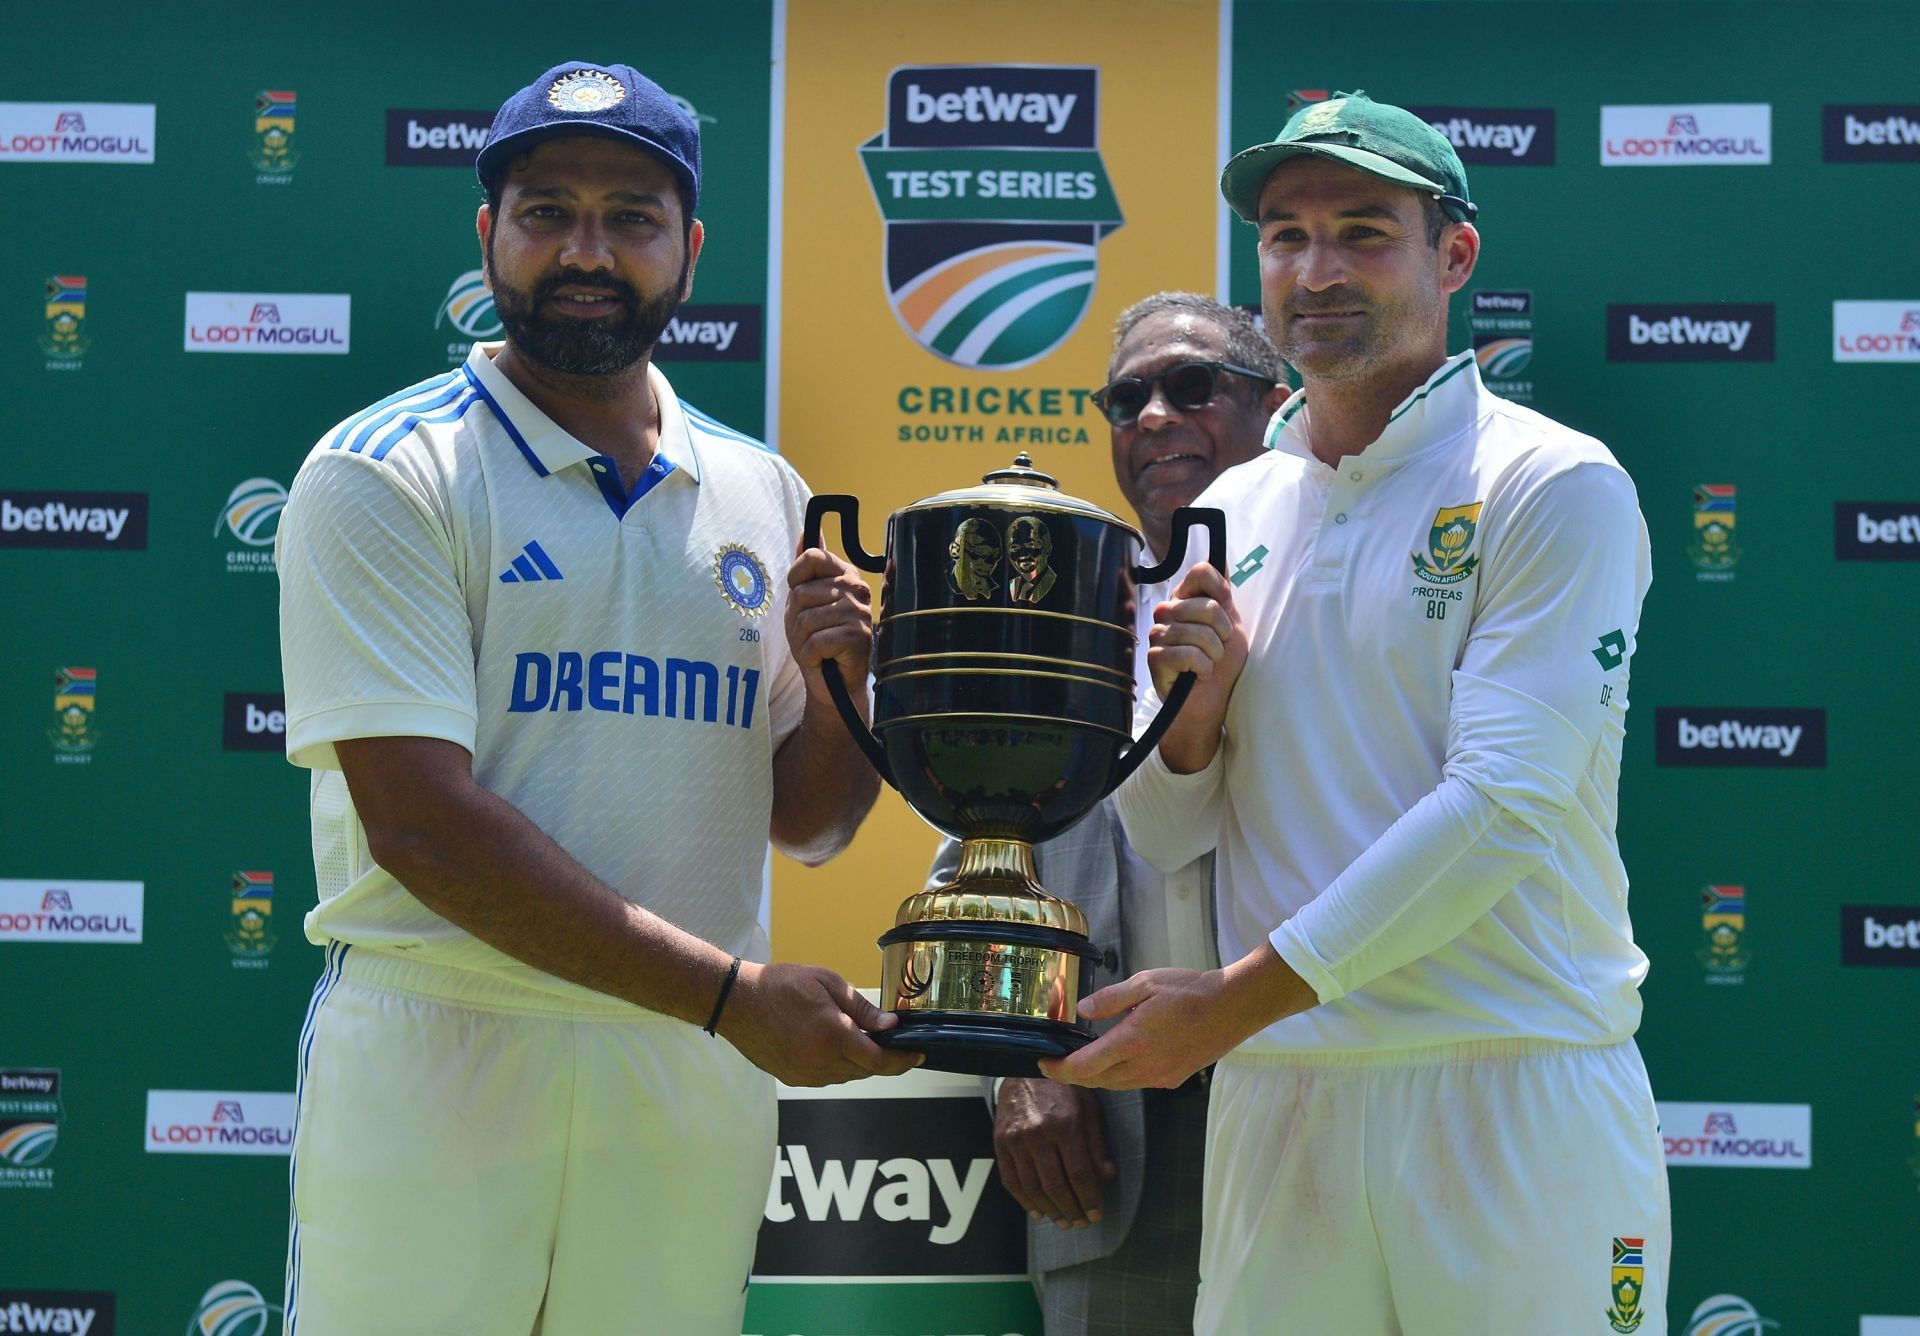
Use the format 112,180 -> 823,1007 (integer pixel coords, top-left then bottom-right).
1220,90 -> 1477,225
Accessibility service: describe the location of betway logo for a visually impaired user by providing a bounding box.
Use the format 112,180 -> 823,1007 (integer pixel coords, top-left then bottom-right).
1407,106 -> 1554,164
1608,304 -> 1774,362
223,693 -> 286,751
1602,103 -> 1772,165
0,491 -> 147,550
1473,292 -> 1531,313
654,303 -> 762,363
1834,300 -> 1920,362
1841,906 -> 1920,966
1655,708 -> 1826,768
385,109 -> 494,166
1824,105 -> 1920,162
184,292 -> 350,355
144,1090 -> 295,1156
904,83 -> 1076,134
1836,502 -> 1920,561
765,1145 -> 991,1245
0,1293 -> 111,1334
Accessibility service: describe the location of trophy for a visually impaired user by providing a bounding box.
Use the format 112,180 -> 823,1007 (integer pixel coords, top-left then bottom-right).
804,454 -> 1224,1076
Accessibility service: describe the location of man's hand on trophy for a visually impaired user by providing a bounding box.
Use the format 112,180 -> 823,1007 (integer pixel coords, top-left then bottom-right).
1037,947 -> 1315,1090
993,1078 -> 1116,1230
1147,563 -> 1248,774
718,962 -> 923,1086
786,546 -> 875,714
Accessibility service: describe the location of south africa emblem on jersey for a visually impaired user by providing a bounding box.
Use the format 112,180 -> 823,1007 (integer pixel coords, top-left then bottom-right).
714,544 -> 771,617
859,66 -> 1124,370
1606,1236 -> 1646,1332
1411,502 -> 1484,585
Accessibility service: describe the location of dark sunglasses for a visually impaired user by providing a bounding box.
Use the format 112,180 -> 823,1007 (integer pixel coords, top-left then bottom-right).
1091,360 -> 1276,426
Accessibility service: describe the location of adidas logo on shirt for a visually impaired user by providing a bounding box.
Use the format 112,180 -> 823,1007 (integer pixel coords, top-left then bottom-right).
499,540 -> 563,584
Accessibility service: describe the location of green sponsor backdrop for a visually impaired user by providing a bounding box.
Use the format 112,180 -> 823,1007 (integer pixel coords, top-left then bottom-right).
1228,2 -> 1920,1330
5,3 -> 1918,1334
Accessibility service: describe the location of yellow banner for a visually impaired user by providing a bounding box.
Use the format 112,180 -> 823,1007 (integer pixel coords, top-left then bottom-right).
772,0 -> 1222,979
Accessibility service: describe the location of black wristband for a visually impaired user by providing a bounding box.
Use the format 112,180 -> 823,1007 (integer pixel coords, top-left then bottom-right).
704,956 -> 742,1036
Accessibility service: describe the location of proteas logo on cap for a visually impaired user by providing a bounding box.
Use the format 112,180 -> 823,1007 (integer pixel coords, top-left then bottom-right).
548,70 -> 626,114
860,66 -> 1124,370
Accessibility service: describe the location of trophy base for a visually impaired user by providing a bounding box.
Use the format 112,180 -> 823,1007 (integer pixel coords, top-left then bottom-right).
877,1011 -> 1092,1078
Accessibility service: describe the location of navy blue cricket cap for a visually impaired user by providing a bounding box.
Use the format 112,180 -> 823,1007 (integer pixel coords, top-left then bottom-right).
476,61 -> 701,211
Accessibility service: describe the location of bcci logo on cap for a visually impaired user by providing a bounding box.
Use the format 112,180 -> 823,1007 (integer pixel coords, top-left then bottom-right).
188,1279 -> 281,1336
860,66 -> 1123,371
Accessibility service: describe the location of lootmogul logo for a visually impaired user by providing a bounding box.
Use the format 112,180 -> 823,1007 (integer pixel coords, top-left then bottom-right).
145,1090 -> 295,1155
0,880 -> 144,943
1601,104 -> 1771,165
861,66 -> 1123,370
39,274 -> 88,366
0,102 -> 155,163
184,293 -> 350,354
1689,483 -> 1739,580
1658,1102 -> 1811,1168
1697,885 -> 1750,983
249,89 -> 298,178
1833,301 -> 1920,362
0,1068 -> 63,1190
186,1280 -> 280,1336
215,478 -> 286,574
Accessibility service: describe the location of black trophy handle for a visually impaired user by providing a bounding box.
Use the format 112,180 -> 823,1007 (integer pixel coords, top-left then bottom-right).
800,494 -> 895,790
1109,505 -> 1228,794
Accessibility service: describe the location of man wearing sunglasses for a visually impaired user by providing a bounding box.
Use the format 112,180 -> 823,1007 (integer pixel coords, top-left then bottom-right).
929,293 -> 1282,1336
1044,93 -> 1665,1333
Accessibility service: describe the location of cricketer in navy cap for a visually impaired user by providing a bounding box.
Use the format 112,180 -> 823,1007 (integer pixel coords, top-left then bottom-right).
477,60 -> 701,212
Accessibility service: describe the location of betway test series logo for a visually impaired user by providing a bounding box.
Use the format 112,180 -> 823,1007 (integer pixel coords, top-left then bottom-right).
0,1068 -> 63,1190
861,66 -> 1123,370
1602,104 -> 1771,165
184,293 -> 349,354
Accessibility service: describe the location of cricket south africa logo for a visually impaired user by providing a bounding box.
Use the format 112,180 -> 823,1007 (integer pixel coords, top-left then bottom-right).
249,89 -> 298,178
1608,1236 -> 1647,1332
861,66 -> 1123,370
1411,502 -> 1483,584
39,274 -> 89,365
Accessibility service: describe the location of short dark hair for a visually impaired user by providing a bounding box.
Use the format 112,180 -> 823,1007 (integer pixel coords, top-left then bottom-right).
1109,291 -> 1283,383
1419,194 -> 1448,247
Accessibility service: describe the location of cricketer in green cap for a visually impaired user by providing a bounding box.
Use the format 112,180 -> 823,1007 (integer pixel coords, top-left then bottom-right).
1220,89 -> 1478,225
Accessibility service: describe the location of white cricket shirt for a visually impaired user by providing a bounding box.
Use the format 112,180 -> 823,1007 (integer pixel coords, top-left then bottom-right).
1116,352 -> 1652,1053
277,343 -> 807,1001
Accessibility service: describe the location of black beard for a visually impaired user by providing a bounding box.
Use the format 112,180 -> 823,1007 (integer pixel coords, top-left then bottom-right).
486,259 -> 684,378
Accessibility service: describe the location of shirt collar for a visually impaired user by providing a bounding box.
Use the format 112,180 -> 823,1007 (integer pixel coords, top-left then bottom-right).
1265,349 -> 1485,464
461,342 -> 700,483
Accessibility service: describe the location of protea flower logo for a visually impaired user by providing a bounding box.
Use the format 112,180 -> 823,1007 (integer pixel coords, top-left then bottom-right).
436,269 -> 502,339
0,1121 -> 57,1166
860,66 -> 1123,370
188,1279 -> 281,1336
216,478 -> 287,547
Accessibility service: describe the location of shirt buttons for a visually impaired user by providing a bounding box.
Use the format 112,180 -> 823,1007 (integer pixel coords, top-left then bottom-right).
592,462 -> 608,474
1335,513 -> 1348,524
1349,471 -> 1363,481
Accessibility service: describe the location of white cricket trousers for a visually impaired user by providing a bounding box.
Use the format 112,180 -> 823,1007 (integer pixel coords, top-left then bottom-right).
283,945 -> 775,1335
1195,1038 -> 1670,1336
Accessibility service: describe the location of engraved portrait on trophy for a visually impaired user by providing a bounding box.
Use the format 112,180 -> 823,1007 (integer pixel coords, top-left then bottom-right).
948,517 -> 1001,601
1006,515 -> 1057,604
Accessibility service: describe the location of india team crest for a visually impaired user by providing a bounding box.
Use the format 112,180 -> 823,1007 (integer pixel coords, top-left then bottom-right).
714,543 -> 771,616
860,66 -> 1124,370
1411,502 -> 1484,585
1608,1236 -> 1646,1332
548,69 -> 626,113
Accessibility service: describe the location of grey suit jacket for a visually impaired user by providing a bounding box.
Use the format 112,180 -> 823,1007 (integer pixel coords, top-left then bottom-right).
926,801 -> 1147,1273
